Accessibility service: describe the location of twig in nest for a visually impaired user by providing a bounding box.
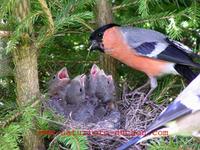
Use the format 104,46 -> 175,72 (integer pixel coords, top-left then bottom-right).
117,84 -> 168,149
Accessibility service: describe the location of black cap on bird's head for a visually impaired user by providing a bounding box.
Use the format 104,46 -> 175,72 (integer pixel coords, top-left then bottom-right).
89,23 -> 120,52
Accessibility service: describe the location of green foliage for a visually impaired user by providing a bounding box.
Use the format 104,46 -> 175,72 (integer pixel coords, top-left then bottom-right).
0,0 -> 94,52
0,0 -> 17,22
138,0 -> 150,17
151,76 -> 183,103
0,124 -> 21,150
117,0 -> 200,39
52,131 -> 89,150
36,0 -> 94,48
0,106 -> 38,150
148,137 -> 200,150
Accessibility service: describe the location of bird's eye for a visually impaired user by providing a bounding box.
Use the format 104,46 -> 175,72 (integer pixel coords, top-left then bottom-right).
80,88 -> 82,93
107,80 -> 110,84
53,75 -> 56,79
98,33 -> 103,38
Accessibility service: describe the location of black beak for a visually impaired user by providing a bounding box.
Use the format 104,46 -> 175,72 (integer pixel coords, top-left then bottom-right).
88,40 -> 99,51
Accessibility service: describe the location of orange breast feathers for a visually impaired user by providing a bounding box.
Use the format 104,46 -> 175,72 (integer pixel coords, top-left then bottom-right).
102,27 -> 171,77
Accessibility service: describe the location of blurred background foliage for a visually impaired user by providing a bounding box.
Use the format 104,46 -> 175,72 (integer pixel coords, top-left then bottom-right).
0,0 -> 200,149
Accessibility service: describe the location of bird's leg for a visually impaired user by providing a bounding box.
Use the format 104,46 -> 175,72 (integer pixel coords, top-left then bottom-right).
129,79 -> 150,97
127,80 -> 150,97
143,77 -> 157,102
135,79 -> 150,92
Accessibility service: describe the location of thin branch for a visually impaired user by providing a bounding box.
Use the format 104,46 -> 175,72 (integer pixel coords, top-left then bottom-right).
38,0 -> 54,34
42,60 -> 99,64
75,16 -> 94,31
36,116 -> 65,126
49,130 -> 64,148
0,30 -> 11,37
0,99 -> 41,128
112,2 -> 137,11
128,15 -> 173,25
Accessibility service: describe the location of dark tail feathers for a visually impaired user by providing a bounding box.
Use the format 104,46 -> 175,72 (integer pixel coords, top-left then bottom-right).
189,53 -> 200,59
189,61 -> 200,69
117,136 -> 142,150
174,64 -> 199,83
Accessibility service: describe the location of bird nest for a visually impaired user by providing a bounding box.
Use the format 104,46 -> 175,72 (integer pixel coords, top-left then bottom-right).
46,84 -> 169,150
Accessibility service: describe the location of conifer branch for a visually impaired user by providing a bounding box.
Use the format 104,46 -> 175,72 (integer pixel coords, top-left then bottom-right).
38,0 -> 54,34
0,99 -> 40,128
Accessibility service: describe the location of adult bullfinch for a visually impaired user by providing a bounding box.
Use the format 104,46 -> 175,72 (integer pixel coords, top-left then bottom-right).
89,23 -> 200,100
117,73 -> 200,150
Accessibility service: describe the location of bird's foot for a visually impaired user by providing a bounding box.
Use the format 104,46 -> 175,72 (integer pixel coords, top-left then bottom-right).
141,87 -> 154,104
135,81 -> 150,93
142,95 -> 149,104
